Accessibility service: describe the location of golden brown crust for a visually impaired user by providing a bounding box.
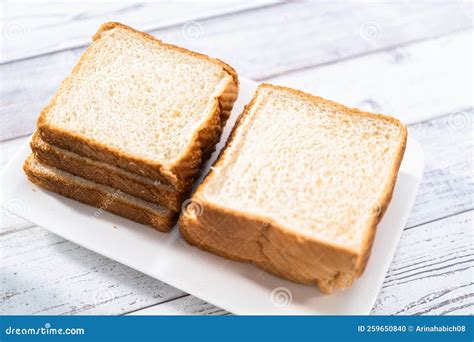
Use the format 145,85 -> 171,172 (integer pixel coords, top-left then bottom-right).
37,22 -> 239,192
179,203 -> 357,294
24,154 -> 177,232
30,132 -> 186,212
179,84 -> 408,293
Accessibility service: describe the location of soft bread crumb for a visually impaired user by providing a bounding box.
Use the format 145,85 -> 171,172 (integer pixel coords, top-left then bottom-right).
44,25 -> 232,166
200,85 -> 406,251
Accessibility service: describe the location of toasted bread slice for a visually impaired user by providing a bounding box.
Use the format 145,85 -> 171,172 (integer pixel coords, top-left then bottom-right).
37,22 -> 238,192
31,132 -> 185,212
24,154 -> 177,232
180,84 -> 407,293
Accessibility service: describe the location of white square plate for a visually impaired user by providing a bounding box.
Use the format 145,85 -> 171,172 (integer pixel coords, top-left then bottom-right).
0,78 -> 424,315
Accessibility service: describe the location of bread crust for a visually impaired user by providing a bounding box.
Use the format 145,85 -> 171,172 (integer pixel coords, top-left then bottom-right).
24,155 -> 177,232
37,22 -> 239,192
30,132 -> 186,212
180,84 -> 407,293
180,204 -> 358,294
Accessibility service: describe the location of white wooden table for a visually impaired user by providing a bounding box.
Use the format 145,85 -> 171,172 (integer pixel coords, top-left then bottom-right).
1,2 -> 472,315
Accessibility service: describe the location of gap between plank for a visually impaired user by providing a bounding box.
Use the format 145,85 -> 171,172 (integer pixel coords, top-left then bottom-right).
255,27 -> 473,81
412,292 -> 474,316
0,224 -> 37,237
0,2 -> 282,66
121,293 -> 190,316
1,132 -> 32,144
404,208 -> 473,231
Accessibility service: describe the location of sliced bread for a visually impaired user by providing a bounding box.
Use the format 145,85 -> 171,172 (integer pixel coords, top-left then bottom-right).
37,22 -> 238,192
24,154 -> 177,232
31,132 -> 185,212
179,84 -> 407,293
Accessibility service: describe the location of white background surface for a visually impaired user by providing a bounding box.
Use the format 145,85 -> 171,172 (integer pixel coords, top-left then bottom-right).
0,1 -> 472,315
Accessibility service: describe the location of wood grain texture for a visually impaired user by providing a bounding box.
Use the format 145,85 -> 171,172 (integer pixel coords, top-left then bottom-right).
404,111 -> 473,228
127,295 -> 228,316
160,1 -> 472,80
0,226 -> 185,315
0,1 -> 277,63
1,2 -> 472,140
268,31 -> 473,124
0,2 -> 472,316
372,210 -> 473,315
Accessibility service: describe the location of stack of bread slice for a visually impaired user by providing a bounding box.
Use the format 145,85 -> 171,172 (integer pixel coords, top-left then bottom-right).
24,22 -> 238,232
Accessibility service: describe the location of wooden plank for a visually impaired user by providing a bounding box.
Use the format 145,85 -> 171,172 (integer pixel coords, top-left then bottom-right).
1,49 -> 81,141
1,1 -> 278,63
372,210 -> 473,315
405,111 -> 473,228
1,2 -> 472,141
0,226 -> 185,315
0,209 -> 33,237
268,31 -> 473,125
127,295 -> 228,316
164,1 -> 472,79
